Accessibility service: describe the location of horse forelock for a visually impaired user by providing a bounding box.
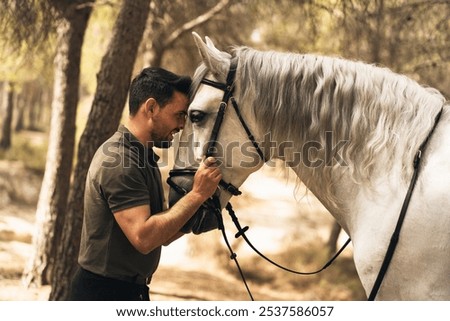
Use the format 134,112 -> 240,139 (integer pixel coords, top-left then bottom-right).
191,63 -> 209,102
232,46 -> 445,199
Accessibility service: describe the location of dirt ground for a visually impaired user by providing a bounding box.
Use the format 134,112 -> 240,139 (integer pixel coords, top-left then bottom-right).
0,159 -> 366,301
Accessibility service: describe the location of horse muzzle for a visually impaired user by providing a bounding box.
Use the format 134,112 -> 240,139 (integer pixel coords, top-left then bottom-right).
167,169 -> 222,234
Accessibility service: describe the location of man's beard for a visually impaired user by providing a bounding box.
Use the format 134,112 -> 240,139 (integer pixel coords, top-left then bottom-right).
154,140 -> 172,149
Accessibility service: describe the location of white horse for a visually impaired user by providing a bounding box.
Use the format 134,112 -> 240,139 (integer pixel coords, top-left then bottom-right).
169,33 -> 450,300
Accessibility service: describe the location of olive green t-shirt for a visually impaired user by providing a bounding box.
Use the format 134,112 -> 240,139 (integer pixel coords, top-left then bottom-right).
78,125 -> 164,283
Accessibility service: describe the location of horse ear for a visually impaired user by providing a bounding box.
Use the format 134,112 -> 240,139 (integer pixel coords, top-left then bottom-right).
192,32 -> 230,79
204,36 -> 215,49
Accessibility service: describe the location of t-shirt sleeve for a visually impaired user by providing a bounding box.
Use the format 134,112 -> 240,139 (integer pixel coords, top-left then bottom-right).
98,164 -> 150,213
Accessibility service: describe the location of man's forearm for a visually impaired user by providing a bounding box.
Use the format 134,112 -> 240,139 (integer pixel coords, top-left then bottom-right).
145,191 -> 206,250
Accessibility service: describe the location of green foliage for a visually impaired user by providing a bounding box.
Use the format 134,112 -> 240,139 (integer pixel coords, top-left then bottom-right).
0,0 -> 55,53
0,0 -> 56,81
248,0 -> 449,96
0,40 -> 55,84
81,1 -> 121,95
0,2 -> 55,107
248,0 -> 340,54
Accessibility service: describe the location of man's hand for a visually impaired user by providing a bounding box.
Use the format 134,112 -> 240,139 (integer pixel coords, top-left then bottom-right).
191,156 -> 222,201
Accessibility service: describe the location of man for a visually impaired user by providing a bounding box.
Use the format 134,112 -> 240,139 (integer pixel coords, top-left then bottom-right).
70,67 -> 221,300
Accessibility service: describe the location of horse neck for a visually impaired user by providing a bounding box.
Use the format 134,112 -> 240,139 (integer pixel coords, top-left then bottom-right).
281,144 -> 410,238
277,145 -> 355,215
236,48 -> 446,227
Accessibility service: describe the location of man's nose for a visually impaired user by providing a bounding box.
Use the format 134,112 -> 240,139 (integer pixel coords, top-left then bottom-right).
178,117 -> 186,129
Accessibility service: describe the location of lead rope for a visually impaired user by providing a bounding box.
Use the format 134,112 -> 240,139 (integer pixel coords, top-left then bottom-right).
368,106 -> 444,301
169,177 -> 352,300
212,199 -> 255,300
225,203 -> 351,276
215,201 -> 352,301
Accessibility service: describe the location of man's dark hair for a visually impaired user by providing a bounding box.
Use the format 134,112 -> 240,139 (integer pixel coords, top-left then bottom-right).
128,67 -> 192,116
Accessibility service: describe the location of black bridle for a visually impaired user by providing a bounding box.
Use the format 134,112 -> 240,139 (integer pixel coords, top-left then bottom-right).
367,106 -> 444,300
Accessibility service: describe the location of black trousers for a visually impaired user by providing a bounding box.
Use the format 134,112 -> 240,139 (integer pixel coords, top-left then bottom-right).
69,267 -> 150,301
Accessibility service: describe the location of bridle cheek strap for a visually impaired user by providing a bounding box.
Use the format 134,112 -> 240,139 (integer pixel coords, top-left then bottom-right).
205,101 -> 228,158
202,57 -> 266,163
203,57 -> 238,158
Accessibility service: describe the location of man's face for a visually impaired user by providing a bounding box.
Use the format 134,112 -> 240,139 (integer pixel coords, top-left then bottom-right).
151,91 -> 189,148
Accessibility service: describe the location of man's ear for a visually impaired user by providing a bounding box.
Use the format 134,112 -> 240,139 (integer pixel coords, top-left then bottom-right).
143,98 -> 158,116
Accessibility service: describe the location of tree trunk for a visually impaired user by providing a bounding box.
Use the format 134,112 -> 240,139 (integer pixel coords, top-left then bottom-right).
49,0 -> 151,300
27,82 -> 43,131
0,81 -> 14,149
14,82 -> 26,132
23,2 -> 93,287
14,93 -> 25,132
0,81 -> 4,111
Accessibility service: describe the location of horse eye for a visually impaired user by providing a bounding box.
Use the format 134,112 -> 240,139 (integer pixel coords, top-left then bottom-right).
189,110 -> 206,123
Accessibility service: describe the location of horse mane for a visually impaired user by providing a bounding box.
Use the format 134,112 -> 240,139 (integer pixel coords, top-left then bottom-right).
192,46 -> 446,203
235,47 -> 446,200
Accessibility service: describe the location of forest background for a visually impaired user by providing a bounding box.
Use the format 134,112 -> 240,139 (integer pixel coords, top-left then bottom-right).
0,0 -> 448,301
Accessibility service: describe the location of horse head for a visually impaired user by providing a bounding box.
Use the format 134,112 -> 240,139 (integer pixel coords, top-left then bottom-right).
167,33 -> 265,234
